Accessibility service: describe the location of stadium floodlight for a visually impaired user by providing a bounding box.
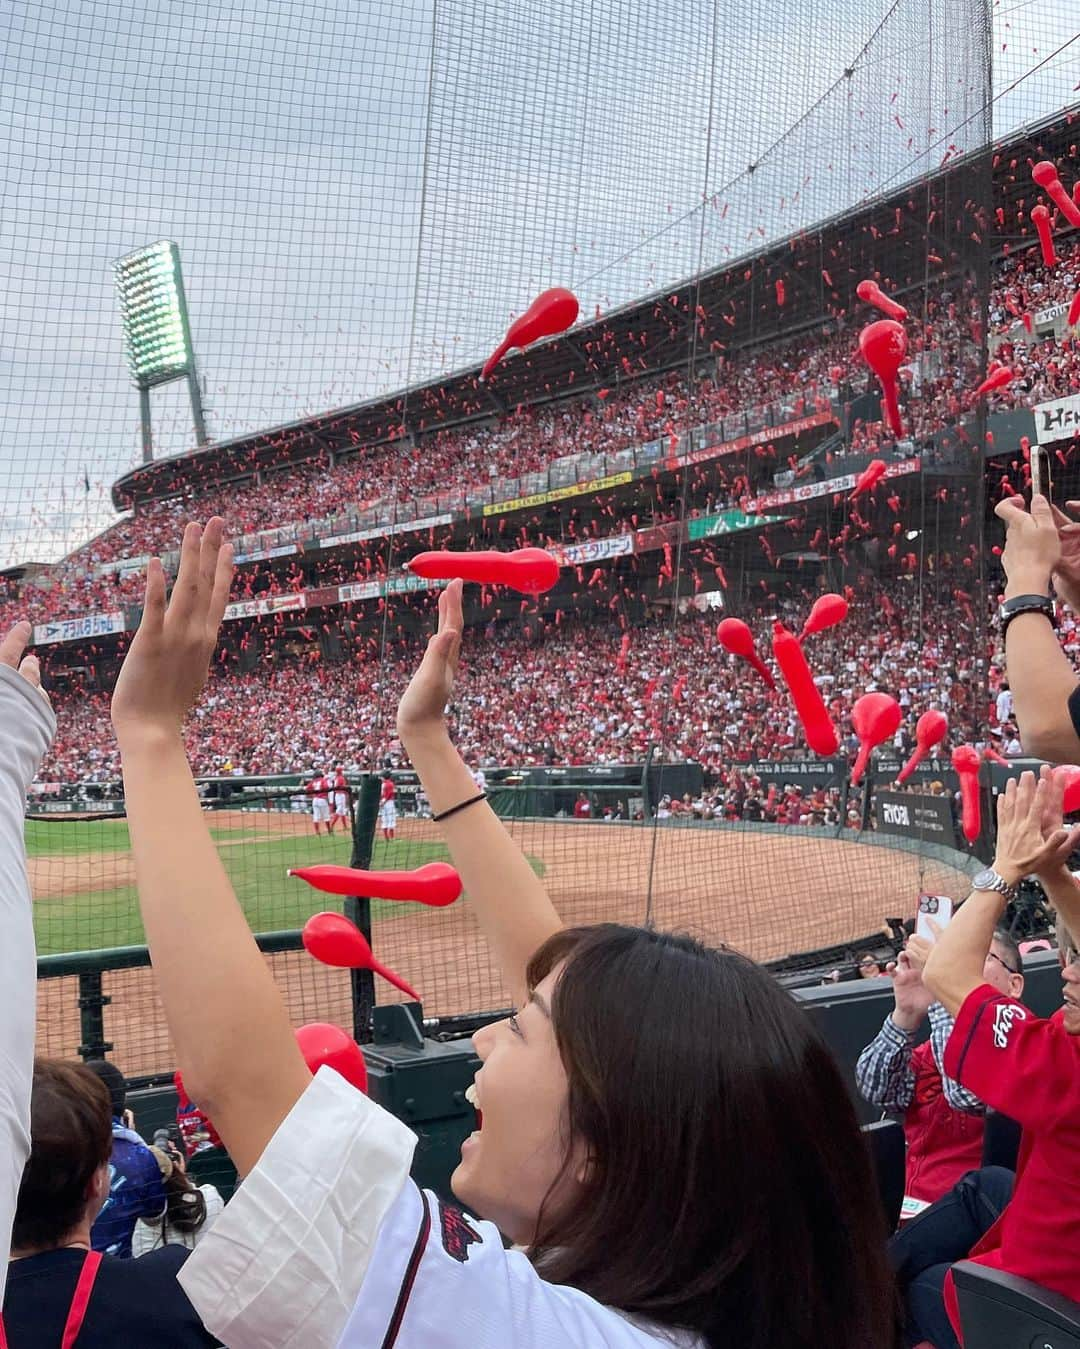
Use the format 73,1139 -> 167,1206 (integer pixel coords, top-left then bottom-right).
113,241 -> 207,462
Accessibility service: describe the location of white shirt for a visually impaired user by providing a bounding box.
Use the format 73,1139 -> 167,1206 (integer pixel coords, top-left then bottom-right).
0,665 -> 57,1303
131,1182 -> 225,1257
179,1068 -> 704,1349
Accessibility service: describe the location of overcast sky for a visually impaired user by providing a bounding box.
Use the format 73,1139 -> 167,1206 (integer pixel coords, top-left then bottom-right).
1,0 -> 1077,565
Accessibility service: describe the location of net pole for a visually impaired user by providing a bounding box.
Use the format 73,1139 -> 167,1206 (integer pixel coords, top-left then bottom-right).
345,774 -> 381,1043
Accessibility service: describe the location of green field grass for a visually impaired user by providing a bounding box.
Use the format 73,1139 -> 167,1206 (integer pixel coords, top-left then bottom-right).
28,817 -> 457,955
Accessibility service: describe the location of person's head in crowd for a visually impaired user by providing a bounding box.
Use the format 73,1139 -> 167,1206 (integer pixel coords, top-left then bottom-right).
462,922 -> 899,1345
146,1144 -> 208,1238
11,1059 -> 112,1254
84,1057 -> 126,1121
858,954 -> 883,979
983,927 -> 1025,1000
1055,917 -> 1080,1035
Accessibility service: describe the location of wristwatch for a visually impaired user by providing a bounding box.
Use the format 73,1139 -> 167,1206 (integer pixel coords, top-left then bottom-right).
998,593 -> 1055,640
971,867 -> 1019,903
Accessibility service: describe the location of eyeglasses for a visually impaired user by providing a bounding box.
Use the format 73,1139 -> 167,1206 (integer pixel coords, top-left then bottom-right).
986,950 -> 1018,976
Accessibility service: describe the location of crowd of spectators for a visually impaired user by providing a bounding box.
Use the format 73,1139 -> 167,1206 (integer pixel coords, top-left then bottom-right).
37,572 -> 1002,793
0,237 -> 1072,656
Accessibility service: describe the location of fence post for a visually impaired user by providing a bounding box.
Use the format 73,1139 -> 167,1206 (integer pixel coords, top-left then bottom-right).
345,775 -> 381,1043
77,970 -> 113,1061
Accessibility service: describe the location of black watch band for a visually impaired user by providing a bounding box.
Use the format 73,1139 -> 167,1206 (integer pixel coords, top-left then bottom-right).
999,593 -> 1055,640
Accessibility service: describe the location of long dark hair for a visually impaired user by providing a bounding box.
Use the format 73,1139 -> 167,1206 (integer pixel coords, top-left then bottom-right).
150,1148 -> 207,1244
525,924 -> 900,1349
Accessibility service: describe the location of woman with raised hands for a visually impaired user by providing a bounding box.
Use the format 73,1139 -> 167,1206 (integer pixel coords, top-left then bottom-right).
112,520 -> 900,1349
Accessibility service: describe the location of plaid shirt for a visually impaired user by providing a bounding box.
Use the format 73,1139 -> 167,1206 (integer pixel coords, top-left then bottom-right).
856,1003 -> 984,1115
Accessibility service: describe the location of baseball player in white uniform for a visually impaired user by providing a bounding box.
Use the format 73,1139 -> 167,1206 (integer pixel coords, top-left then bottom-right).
330,767 -> 350,833
379,774 -> 397,841
308,771 -> 332,835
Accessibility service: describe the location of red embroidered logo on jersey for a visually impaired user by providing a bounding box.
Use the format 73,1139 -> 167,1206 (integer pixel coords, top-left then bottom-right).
438,1200 -> 482,1263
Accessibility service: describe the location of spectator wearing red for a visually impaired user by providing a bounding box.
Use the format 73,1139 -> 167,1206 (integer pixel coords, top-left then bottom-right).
895,771 -> 1080,1348
855,929 -> 1023,1216
572,792 -> 591,819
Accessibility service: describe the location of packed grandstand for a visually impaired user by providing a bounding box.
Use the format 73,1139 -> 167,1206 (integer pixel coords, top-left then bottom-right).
7,110 -> 1080,804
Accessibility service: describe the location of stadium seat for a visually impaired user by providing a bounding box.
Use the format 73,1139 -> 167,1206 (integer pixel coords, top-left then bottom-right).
861,1118 -> 905,1235
953,1260 -> 1080,1349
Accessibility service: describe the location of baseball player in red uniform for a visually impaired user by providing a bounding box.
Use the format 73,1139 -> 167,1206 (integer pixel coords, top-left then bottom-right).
307,771 -> 332,836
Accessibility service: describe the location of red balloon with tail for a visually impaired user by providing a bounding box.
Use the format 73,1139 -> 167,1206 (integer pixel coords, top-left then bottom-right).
482,288 -> 579,380
951,746 -> 982,844
896,710 -> 948,784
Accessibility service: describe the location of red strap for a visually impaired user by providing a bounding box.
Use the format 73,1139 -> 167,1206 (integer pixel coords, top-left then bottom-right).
0,1249 -> 101,1349
61,1251 -> 102,1349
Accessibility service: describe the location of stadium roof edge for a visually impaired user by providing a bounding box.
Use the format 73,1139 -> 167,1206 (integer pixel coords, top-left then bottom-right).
110,100 -> 1079,514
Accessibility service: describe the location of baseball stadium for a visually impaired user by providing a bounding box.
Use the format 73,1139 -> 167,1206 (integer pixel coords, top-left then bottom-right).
3,0 -> 1080,1343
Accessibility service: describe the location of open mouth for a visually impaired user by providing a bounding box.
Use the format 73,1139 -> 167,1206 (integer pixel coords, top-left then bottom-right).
464,1081 -> 483,1130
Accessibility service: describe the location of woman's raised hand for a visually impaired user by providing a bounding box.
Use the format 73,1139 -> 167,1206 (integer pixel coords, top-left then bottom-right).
111,519 -> 234,742
396,578 -> 463,745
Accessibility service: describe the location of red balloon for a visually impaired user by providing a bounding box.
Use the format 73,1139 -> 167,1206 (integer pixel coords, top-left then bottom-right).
1069,289 -> 1080,330
972,366 -> 1016,399
289,861 -> 462,907
302,912 -> 422,1001
1055,765 -> 1080,815
716,618 -> 775,688
850,459 -> 887,500
856,279 -> 909,322
408,547 -> 559,596
1032,161 -> 1080,228
850,693 -> 902,786
951,746 -> 982,844
771,622 -> 838,756
800,593 -> 848,640
481,287 -> 579,380
295,1023 -> 368,1093
1031,204 -> 1058,269
858,321 -> 907,437
896,710 -> 948,783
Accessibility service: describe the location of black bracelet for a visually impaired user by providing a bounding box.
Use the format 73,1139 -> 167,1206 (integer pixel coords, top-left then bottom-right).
432,792 -> 487,823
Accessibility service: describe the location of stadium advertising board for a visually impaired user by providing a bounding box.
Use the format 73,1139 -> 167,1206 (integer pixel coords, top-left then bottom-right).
93,555 -> 150,579
338,574 -> 440,604
222,593 -> 305,623
664,410 -> 835,470
874,790 -> 957,849
233,543 -> 298,564
1033,393 -> 1080,446
482,471 -> 633,518
33,611 -> 126,647
745,458 -> 920,511
687,510 -> 788,539
319,513 -> 452,550
549,534 -> 634,565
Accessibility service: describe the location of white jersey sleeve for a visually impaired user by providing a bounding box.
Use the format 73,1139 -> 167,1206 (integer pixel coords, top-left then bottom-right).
0,665 -> 56,1302
179,1067 -> 699,1349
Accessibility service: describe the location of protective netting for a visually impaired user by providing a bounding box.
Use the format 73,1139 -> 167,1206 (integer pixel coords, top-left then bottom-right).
4,0 -> 1080,1076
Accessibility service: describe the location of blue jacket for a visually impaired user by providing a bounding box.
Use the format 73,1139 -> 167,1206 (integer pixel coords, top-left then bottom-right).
90,1122 -> 166,1258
